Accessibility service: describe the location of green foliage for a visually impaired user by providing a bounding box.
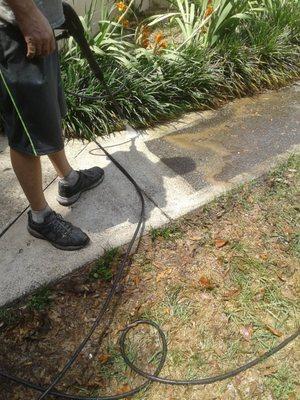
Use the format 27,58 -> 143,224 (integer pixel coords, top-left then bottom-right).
148,0 -> 212,46
204,0 -> 251,46
0,308 -> 19,327
150,225 -> 182,242
60,0 -> 300,140
28,288 -> 52,311
90,248 -> 119,281
265,366 -> 297,399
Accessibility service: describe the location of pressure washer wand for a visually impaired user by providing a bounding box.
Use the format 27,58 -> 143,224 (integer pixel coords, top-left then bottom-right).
61,1 -> 127,121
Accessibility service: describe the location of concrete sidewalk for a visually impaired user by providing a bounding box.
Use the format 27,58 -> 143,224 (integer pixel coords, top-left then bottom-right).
0,83 -> 299,306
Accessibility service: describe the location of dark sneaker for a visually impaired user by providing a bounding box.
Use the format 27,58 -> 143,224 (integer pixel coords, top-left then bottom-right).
27,211 -> 90,251
57,167 -> 104,206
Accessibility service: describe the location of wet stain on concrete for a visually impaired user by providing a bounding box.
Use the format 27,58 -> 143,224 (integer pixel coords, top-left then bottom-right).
146,84 -> 300,190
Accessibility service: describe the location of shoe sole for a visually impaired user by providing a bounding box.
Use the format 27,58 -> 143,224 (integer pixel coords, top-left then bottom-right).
57,174 -> 105,207
27,226 -> 90,251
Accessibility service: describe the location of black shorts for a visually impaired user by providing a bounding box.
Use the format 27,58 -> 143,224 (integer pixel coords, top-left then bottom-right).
0,25 -> 66,156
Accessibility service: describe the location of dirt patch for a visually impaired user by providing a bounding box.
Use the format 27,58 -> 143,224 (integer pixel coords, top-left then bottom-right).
0,156 -> 299,400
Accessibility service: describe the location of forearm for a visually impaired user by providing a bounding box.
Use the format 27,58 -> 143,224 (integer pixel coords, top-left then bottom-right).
6,0 -> 39,22
6,0 -> 55,58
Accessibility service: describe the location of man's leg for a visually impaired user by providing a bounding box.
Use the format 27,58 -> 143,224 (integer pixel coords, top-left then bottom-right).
1,21 -> 90,250
10,148 -> 47,211
49,149 -> 105,207
48,148 -> 80,187
48,148 -> 73,178
11,147 -> 90,250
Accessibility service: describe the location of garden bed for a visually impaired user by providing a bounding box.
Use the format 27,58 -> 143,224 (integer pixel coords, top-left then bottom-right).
61,0 -> 300,140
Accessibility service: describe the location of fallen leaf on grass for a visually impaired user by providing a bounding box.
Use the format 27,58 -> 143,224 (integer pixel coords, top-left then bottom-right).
215,239 -> 228,249
156,268 -> 173,282
153,261 -> 165,270
132,275 -> 141,286
266,325 -> 283,337
283,226 -> 294,235
117,384 -> 131,395
223,288 -> 240,299
85,376 -> 104,388
276,273 -> 287,282
199,276 -> 215,290
164,307 -> 171,315
262,365 -> 278,376
189,234 -> 202,241
99,354 -> 110,364
240,325 -> 253,341
254,288 -> 265,301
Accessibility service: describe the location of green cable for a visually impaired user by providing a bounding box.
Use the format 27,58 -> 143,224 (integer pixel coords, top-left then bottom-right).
0,68 -> 38,156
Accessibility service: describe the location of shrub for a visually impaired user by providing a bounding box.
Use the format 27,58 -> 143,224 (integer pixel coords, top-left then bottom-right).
60,0 -> 300,140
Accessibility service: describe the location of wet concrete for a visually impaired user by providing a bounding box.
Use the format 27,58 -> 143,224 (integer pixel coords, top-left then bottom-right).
146,84 -> 300,189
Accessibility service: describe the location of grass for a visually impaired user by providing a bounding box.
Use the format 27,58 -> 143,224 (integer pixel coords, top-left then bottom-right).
163,285 -> 192,321
0,308 -> 19,328
150,224 -> 182,242
27,287 -> 52,311
265,366 -> 297,400
0,155 -> 299,399
97,344 -> 134,383
89,248 -> 119,281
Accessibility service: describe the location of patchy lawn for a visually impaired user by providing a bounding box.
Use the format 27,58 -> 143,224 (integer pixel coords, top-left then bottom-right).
0,156 -> 299,400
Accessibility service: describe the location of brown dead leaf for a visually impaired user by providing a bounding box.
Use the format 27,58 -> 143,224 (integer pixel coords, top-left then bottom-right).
199,276 -> 215,290
215,239 -> 228,249
153,261 -> 164,269
117,384 -> 131,395
276,273 -> 287,282
254,287 -> 265,301
283,226 -> 294,235
266,325 -> 283,337
164,307 -> 170,315
156,268 -> 173,282
259,253 -> 269,261
240,325 -> 253,341
86,376 -> 104,388
189,234 -> 202,241
99,354 -> 110,364
223,288 -> 240,300
262,365 -> 278,376
132,275 -> 141,286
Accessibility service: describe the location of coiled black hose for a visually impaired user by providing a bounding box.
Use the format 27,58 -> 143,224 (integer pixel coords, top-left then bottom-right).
0,3 -> 299,399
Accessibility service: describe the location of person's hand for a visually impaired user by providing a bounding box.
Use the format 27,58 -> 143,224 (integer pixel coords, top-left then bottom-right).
16,8 -> 56,59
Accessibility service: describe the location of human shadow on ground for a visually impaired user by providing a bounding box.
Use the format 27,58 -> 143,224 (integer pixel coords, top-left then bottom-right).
0,131 -> 197,238
74,135 -> 197,234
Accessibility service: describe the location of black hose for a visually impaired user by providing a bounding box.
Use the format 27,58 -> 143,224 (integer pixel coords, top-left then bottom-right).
1,3 -> 299,399
1,136 -> 299,399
